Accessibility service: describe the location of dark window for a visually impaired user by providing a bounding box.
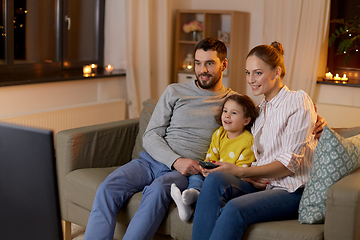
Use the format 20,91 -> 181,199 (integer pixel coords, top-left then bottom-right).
328,0 -> 360,72
0,0 -> 104,85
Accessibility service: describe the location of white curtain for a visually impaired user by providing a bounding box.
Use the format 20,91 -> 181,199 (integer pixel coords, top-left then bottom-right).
124,0 -> 172,118
263,0 -> 330,98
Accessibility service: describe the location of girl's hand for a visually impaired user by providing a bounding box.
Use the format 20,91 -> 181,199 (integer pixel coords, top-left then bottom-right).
200,167 -> 210,177
200,159 -> 221,177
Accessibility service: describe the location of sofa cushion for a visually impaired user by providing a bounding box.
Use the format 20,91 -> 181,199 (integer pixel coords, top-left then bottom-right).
243,220 -> 324,240
298,126 -> 360,224
131,99 -> 157,159
66,165 -> 173,236
169,211 -> 325,240
117,192 -> 174,236
66,167 -> 119,210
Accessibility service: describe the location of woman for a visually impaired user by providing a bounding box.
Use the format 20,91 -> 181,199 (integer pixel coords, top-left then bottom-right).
191,42 -> 318,240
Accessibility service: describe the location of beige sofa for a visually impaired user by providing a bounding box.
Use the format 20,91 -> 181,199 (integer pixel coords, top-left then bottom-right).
56,99 -> 360,240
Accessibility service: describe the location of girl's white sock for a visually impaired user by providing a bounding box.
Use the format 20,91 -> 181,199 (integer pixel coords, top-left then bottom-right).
182,188 -> 200,205
170,183 -> 192,221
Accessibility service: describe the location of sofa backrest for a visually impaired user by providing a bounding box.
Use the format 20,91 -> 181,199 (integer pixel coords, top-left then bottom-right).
131,99 -> 157,159
131,99 -> 360,162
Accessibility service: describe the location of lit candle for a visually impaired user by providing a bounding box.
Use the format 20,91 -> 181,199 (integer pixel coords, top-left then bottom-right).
333,74 -> 341,80
83,65 -> 91,74
325,72 -> 333,80
341,74 -> 348,81
90,63 -> 97,71
83,65 -> 92,77
105,64 -> 113,73
90,64 -> 98,73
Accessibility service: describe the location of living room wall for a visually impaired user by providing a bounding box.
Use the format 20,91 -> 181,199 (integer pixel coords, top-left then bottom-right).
188,0 -> 360,128
0,0 -> 263,122
1,0 -> 358,128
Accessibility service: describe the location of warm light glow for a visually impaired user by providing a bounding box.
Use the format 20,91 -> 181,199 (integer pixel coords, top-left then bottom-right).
333,74 -> 341,80
105,64 -> 114,73
183,53 -> 194,71
90,64 -> 98,74
341,74 -> 348,81
325,72 -> 333,80
83,65 -> 91,74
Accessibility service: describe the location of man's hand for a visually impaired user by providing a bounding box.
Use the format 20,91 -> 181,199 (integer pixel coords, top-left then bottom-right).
313,105 -> 327,139
172,157 -> 201,176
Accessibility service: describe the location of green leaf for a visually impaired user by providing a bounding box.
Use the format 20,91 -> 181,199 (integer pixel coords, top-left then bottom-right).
345,51 -> 356,66
329,12 -> 360,65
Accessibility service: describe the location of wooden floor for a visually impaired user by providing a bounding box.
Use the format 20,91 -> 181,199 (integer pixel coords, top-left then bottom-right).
63,223 -> 172,240
67,223 -> 85,240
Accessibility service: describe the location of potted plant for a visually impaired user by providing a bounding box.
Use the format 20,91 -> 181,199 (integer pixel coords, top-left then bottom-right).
328,6 -> 360,65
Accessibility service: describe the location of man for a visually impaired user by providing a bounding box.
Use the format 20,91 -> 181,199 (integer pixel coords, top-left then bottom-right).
84,38 -> 326,240
84,38 -> 234,240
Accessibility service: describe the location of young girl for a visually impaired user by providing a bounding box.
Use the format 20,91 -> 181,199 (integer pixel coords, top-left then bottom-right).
171,94 -> 259,221
191,41 -> 318,240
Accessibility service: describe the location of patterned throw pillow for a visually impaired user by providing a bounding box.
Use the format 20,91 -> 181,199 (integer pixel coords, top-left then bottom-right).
298,126 -> 360,224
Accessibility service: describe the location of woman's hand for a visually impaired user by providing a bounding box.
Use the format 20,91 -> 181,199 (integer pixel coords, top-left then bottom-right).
313,105 -> 327,139
200,161 -> 239,177
242,178 -> 268,190
201,160 -> 293,179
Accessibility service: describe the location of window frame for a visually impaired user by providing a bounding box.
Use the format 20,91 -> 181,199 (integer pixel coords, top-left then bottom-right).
327,0 -> 360,73
0,0 -> 105,85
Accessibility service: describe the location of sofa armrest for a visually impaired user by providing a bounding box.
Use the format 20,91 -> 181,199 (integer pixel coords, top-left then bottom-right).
55,118 -> 139,222
333,126 -> 360,138
56,118 -> 139,178
324,167 -> 360,240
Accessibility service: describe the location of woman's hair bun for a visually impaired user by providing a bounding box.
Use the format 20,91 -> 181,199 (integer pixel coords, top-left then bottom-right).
271,41 -> 284,55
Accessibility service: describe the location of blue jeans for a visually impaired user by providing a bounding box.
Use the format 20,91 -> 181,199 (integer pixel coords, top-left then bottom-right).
188,174 -> 205,191
84,151 -> 188,240
192,172 -> 304,240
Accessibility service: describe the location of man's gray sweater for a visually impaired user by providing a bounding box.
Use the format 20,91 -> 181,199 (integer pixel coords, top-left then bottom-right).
142,80 -> 233,169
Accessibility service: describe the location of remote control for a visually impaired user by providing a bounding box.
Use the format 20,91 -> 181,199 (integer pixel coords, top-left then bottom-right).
199,161 -> 218,169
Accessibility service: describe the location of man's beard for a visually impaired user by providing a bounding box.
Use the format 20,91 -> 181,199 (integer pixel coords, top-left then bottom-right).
195,69 -> 222,90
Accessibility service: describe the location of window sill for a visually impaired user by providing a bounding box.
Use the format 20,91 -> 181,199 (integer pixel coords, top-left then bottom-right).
0,68 -> 126,87
317,78 -> 360,88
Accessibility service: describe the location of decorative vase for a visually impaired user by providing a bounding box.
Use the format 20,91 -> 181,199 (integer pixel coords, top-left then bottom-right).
191,31 -> 197,41
191,31 -> 202,41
